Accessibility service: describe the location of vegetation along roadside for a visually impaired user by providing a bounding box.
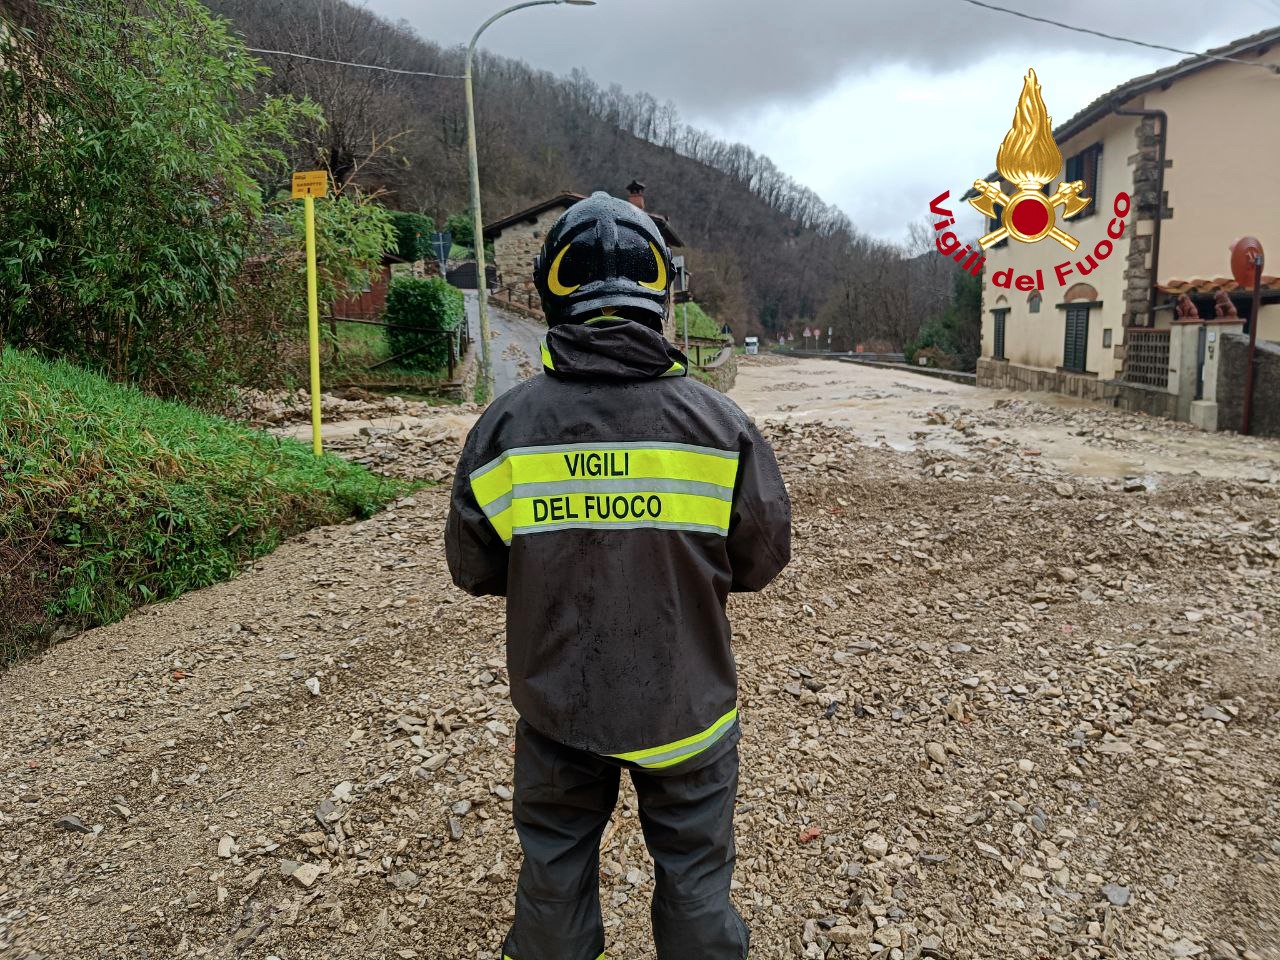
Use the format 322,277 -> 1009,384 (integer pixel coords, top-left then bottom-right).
0,348 -> 409,667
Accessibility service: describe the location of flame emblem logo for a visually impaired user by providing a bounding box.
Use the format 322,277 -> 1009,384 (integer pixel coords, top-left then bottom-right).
969,69 -> 1090,250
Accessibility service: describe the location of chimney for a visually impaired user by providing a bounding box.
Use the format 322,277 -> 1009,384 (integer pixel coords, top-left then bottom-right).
626,179 -> 646,210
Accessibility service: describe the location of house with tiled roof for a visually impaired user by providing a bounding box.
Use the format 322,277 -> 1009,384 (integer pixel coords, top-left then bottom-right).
483,181 -> 684,340
970,27 -> 1280,431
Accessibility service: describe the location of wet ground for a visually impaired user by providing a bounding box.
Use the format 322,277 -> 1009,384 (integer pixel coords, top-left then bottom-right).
468,292 -> 543,398
733,355 -> 1280,483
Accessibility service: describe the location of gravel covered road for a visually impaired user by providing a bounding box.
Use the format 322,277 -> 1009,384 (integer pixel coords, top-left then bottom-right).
2,358 -> 1279,960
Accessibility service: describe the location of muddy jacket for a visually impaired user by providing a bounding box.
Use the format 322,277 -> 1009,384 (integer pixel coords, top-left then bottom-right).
446,317 -> 790,769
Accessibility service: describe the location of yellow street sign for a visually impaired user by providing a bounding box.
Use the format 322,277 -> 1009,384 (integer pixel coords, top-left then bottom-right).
291,170 -> 328,199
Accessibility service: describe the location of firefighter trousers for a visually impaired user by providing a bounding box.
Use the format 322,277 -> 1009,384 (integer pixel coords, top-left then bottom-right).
501,719 -> 749,960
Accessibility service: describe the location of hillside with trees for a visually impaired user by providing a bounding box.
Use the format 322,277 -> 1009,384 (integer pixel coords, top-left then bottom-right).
203,0 -> 960,350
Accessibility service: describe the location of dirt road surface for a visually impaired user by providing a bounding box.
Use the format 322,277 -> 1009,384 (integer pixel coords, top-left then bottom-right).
475,294 -> 543,399
735,355 -> 1280,484
2,356 -> 1279,960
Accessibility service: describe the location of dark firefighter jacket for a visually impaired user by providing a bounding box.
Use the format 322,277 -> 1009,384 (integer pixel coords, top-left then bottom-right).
446,317 -> 791,770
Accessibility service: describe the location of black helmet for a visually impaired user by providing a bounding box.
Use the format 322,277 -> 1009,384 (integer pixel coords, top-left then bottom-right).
533,191 -> 673,329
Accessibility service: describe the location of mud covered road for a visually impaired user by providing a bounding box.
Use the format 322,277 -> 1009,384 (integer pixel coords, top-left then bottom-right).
2,356 -> 1278,960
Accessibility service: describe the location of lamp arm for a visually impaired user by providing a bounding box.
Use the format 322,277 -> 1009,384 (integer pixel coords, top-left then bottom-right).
467,1 -> 563,74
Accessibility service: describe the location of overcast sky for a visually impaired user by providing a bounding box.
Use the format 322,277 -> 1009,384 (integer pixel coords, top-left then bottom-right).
366,0 -> 1278,243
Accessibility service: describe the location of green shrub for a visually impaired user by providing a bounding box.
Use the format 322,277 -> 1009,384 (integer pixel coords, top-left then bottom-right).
390,211 -> 435,262
384,278 -> 465,372
905,270 -> 981,371
0,0 -> 311,398
0,347 -> 407,665
0,0 -> 395,402
445,211 -> 474,249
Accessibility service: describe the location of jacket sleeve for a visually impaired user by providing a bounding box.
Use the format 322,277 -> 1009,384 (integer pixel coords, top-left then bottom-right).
726,420 -> 791,592
445,427 -> 509,597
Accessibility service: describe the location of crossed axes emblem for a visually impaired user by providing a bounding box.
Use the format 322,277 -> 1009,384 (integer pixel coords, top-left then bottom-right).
968,178 -> 1091,251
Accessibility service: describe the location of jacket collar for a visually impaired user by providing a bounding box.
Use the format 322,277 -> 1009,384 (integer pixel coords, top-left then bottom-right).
541,317 -> 687,381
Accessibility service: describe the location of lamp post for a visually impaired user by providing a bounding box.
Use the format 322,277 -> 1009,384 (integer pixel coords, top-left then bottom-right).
465,0 -> 595,402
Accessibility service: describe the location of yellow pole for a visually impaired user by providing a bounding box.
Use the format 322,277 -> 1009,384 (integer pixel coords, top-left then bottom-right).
304,194 -> 322,456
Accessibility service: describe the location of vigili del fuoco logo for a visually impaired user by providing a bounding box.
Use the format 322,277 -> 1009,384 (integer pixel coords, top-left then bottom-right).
928,68 -> 1130,289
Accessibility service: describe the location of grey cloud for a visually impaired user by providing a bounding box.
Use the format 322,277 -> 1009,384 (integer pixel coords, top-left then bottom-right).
371,1 -> 1273,118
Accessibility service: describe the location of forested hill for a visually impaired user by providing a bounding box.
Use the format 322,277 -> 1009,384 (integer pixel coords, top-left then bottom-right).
204,0 -> 948,343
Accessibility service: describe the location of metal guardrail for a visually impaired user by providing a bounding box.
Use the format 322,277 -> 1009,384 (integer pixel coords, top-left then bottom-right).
330,315 -> 470,379
779,348 -> 907,363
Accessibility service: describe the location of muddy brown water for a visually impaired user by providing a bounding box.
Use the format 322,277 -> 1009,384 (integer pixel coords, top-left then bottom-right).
732,356 -> 1280,483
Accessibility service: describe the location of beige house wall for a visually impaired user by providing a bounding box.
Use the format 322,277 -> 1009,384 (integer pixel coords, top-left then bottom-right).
981,50 -> 1280,406
1144,61 -> 1280,286
980,113 -> 1138,382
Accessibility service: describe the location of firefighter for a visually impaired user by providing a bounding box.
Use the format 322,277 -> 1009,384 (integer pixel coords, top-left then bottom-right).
446,191 -> 791,960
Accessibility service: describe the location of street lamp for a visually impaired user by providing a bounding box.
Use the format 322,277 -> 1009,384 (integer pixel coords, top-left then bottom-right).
465,0 -> 596,402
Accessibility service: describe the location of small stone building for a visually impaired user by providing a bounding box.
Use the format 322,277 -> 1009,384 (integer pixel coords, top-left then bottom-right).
483,181 -> 684,338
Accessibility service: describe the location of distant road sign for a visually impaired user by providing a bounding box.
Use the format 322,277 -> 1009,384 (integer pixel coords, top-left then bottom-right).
291,170 -> 328,199
431,231 -> 452,268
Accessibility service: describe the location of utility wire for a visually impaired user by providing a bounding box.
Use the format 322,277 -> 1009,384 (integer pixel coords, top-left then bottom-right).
957,0 -> 1280,74
242,47 -> 465,80
31,1 -> 466,79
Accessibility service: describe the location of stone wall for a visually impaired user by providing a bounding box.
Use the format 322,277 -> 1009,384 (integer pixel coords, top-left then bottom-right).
1216,333 -> 1280,437
1111,381 -> 1179,419
1122,114 -> 1174,328
691,354 -> 737,393
977,358 -> 1180,418
978,358 -> 1118,402
491,208 -> 562,306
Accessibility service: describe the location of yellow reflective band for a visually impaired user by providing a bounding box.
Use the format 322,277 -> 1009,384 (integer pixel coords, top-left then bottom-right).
470,457 -> 512,511
510,490 -> 729,537
469,442 -> 739,544
497,445 -> 738,488
540,339 -> 555,371
661,361 -> 685,377
485,504 -> 514,543
610,708 -> 738,769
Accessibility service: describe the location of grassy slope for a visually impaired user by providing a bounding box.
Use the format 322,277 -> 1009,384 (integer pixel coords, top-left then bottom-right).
675,302 -> 731,342
325,321 -> 464,398
0,348 -> 407,664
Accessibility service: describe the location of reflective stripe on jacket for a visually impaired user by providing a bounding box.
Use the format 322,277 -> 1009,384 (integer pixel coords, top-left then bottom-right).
446,318 -> 791,764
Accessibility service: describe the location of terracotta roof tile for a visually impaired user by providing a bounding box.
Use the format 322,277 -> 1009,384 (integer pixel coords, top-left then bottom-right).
1158,275 -> 1279,294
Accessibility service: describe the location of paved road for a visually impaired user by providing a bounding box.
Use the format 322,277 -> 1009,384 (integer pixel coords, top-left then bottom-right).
464,291 -> 545,397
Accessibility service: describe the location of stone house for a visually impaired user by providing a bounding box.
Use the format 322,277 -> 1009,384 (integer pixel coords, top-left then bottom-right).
971,27 -> 1280,430
483,181 -> 684,339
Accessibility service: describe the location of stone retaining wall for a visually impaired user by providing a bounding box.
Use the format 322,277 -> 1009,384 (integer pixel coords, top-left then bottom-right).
1216,333 -> 1280,437
977,358 -> 1180,418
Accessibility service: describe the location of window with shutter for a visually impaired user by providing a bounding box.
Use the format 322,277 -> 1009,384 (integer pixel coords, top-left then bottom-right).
992,310 -> 1008,360
1063,306 -> 1089,372
1062,143 -> 1101,219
